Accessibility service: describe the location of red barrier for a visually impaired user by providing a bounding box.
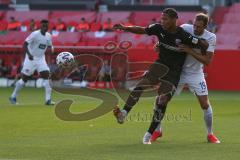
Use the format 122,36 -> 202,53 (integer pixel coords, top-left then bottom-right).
205,50 -> 240,91
0,46 -> 239,91
127,48 -> 240,91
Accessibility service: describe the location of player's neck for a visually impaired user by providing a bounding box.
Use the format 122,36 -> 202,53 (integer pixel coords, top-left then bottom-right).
40,30 -> 46,36
194,31 -> 204,36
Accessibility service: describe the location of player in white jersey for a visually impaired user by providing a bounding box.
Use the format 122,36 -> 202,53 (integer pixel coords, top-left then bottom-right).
9,20 -> 55,105
144,13 -> 220,144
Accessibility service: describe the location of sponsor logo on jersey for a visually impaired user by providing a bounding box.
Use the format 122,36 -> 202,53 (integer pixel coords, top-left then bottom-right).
38,44 -> 47,49
175,39 -> 182,45
159,42 -> 181,52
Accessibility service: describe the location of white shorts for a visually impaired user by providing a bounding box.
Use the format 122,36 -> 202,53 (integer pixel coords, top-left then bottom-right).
175,72 -> 208,96
21,56 -> 49,76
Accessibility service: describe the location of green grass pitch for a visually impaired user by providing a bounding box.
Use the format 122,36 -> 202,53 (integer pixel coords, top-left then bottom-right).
0,87 -> 240,160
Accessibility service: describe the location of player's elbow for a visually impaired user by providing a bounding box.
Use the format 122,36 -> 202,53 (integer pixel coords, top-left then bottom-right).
23,41 -> 28,48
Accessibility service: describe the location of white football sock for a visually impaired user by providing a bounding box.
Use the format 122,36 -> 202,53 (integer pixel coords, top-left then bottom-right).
11,79 -> 25,98
43,79 -> 52,102
203,105 -> 213,134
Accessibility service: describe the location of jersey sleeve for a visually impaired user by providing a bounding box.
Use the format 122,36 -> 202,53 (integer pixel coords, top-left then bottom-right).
25,32 -> 37,44
145,23 -> 162,36
181,29 -> 199,46
180,24 -> 192,33
206,34 -> 216,53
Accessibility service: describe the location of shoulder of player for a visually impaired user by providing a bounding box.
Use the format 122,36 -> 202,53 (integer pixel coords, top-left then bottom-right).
30,30 -> 40,35
177,26 -> 190,34
147,23 -> 162,29
204,29 -> 216,40
180,23 -> 193,30
46,32 -> 52,38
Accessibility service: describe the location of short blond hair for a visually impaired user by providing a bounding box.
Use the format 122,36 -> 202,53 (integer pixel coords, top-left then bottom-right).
195,13 -> 209,26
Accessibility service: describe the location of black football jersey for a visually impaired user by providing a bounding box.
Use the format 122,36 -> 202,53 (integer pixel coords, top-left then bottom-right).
145,23 -> 199,71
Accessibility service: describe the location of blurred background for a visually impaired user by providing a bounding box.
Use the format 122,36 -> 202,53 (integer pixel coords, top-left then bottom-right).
0,0 -> 239,90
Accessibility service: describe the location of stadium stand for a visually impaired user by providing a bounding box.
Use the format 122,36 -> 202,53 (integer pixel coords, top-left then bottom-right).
3,11 -> 49,22
214,3 -> 240,49
0,10 -> 199,47
1,3 -> 240,90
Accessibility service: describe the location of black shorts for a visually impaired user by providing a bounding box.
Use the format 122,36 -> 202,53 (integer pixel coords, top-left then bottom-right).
144,60 -> 182,95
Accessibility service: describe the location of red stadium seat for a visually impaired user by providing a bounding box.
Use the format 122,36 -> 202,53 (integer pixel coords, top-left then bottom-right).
0,0 -> 10,4
52,41 -> 63,46
216,33 -> 240,45
218,23 -> 240,34
131,11 -> 196,26
0,11 -> 5,20
97,11 -> 132,24
118,33 -> 157,48
223,13 -> 240,23
216,44 -> 239,50
4,11 -> 49,22
0,20 -> 8,31
51,32 -> 81,45
75,42 -> 87,46
228,3 -> 240,13
90,22 -> 102,31
49,11 -> 96,23
131,11 -> 161,26
83,32 -> 117,46
177,12 -> 197,25
67,21 -> 78,27
0,31 -> 30,45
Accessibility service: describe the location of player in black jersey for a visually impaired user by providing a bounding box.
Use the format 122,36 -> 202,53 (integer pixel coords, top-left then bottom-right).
112,8 -> 208,143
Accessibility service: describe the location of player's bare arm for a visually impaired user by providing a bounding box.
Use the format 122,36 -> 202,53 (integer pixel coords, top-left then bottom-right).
113,24 -> 146,34
179,44 -> 213,65
198,38 -> 209,51
47,46 -> 54,54
23,42 -> 33,60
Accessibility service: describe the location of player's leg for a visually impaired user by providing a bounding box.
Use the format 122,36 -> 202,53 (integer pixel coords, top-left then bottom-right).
143,92 -> 172,144
37,59 -> 54,105
9,74 -> 31,104
39,70 -> 54,105
113,62 -> 169,124
197,95 -> 212,133
113,77 -> 153,124
189,76 -> 220,143
142,69 -> 179,144
150,83 -> 185,142
196,95 -> 220,143
143,79 -> 175,144
9,58 -> 35,104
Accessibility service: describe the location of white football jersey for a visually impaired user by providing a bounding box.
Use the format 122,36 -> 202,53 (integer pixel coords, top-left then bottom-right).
180,24 -> 216,74
25,30 -> 52,59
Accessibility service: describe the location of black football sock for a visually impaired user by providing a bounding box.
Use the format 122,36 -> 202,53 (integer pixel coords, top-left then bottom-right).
123,86 -> 143,113
148,104 -> 167,134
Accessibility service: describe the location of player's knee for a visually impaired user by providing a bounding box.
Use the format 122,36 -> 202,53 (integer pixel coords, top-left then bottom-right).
201,103 -> 210,110
21,74 -> 29,83
199,100 -> 210,109
155,95 -> 170,106
40,71 -> 50,79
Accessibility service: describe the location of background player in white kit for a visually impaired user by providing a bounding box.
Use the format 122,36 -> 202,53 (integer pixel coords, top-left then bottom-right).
147,13 -> 220,144
9,20 -> 55,105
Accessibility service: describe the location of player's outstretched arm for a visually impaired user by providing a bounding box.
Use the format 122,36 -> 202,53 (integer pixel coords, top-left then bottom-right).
113,24 -> 146,34
23,42 -> 33,60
